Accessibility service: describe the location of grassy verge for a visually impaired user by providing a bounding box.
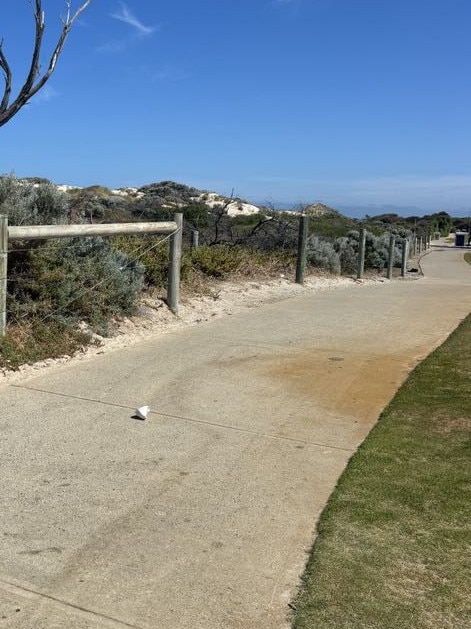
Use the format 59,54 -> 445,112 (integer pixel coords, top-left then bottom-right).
291,313 -> 471,628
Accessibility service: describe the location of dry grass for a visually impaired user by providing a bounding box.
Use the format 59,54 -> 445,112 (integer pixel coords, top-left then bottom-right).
0,318 -> 92,370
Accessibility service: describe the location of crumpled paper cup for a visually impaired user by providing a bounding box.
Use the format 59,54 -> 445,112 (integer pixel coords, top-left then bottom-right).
135,405 -> 150,420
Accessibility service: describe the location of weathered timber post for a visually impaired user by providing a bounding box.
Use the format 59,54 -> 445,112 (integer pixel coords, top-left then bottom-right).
295,214 -> 308,285
386,234 -> 395,280
0,216 -> 7,337
191,230 -> 199,249
3,220 -> 178,332
401,238 -> 409,277
167,213 -> 183,314
357,226 -> 366,279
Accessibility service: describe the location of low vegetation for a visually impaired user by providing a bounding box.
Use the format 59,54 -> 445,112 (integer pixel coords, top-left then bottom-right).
0,174 -> 464,370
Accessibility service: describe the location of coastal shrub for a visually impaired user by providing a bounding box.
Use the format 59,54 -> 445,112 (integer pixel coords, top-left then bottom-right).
363,231 -> 404,270
7,237 -> 145,329
0,175 -> 68,225
334,232 -> 359,274
0,318 -> 91,370
190,245 -> 296,279
306,236 -> 341,274
333,229 -> 403,274
190,244 -> 245,278
111,235 -> 194,288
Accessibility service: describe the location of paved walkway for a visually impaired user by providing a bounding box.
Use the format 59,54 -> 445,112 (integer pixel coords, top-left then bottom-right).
1,244 -> 471,629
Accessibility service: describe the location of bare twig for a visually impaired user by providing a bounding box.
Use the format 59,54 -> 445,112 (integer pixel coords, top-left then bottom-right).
0,0 -> 92,127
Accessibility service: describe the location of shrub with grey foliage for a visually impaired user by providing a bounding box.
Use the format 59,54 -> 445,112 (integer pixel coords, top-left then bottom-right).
334,232 -> 359,274
8,237 -> 145,330
0,175 -> 68,225
333,229 -> 403,274
306,235 -> 341,274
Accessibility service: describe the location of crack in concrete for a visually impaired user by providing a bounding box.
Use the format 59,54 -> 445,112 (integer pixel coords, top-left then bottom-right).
0,575 -> 146,628
9,383 -> 355,453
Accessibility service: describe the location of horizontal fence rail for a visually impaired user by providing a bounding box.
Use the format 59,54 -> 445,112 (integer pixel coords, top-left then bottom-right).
0,214 -> 183,337
7,221 -> 178,241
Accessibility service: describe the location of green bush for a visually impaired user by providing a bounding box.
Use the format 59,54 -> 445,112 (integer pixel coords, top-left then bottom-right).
334,229 -> 403,274
8,237 -> 145,329
111,235 -> 193,288
0,175 -> 68,225
190,245 -> 245,278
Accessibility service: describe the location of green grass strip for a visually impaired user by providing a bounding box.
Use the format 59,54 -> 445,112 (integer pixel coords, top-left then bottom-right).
292,314 -> 471,629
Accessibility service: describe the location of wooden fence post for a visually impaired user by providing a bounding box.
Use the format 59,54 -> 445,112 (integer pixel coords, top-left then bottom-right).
386,234 -> 395,280
357,226 -> 366,279
401,238 -> 409,277
191,230 -> 199,249
0,215 -> 7,337
296,214 -> 308,285
167,213 -> 183,314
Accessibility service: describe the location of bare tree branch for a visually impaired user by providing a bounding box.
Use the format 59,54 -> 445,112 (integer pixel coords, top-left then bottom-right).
0,0 -> 92,128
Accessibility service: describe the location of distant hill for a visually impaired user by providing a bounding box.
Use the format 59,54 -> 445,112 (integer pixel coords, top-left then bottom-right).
303,202 -> 342,218
57,179 -> 262,219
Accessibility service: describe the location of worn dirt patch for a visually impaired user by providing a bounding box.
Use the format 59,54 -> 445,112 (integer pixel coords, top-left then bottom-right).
262,348 -> 421,423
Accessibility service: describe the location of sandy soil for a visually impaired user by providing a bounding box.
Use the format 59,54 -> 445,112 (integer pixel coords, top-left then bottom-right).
0,272 -> 389,385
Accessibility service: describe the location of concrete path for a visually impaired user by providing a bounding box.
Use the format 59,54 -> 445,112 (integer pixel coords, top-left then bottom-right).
1,244 -> 470,629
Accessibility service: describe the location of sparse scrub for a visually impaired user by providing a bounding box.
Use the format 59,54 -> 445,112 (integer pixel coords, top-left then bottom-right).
0,318 -> 91,370
190,244 -> 245,278
7,237 -> 145,329
334,232 -> 359,274
0,175 -> 68,225
189,245 -> 296,280
110,235 -> 193,289
306,236 -> 341,274
333,229 -> 403,274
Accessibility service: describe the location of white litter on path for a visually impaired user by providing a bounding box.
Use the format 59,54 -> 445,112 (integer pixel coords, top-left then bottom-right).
135,405 -> 150,420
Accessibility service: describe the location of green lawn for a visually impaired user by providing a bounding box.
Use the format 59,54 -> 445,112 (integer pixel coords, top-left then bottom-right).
291,312 -> 471,628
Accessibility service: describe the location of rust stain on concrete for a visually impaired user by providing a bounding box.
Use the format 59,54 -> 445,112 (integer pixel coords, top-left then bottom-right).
260,346 -> 430,423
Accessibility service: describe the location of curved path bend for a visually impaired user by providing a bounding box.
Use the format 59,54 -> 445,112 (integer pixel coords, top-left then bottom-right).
1,243 -> 470,629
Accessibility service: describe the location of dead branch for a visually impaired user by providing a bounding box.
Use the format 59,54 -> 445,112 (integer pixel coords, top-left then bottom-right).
0,0 -> 92,127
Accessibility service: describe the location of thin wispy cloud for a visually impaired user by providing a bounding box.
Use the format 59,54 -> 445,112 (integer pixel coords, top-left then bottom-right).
110,2 -> 155,36
271,0 -> 298,6
32,85 -> 59,104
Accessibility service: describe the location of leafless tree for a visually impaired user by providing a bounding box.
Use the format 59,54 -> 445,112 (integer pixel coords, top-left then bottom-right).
0,0 -> 92,128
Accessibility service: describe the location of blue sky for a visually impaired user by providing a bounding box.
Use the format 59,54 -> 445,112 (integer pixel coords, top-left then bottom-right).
1,0 -> 471,215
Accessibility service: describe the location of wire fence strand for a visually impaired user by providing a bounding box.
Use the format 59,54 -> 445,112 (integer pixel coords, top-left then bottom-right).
3,226 -> 181,326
